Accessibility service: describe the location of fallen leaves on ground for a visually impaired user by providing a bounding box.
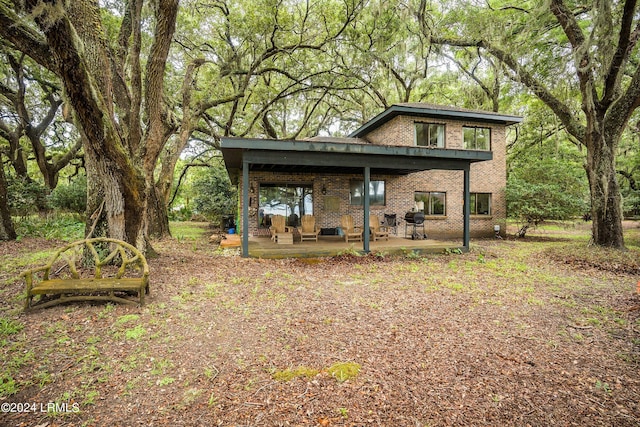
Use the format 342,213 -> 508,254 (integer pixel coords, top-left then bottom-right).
1,232 -> 639,426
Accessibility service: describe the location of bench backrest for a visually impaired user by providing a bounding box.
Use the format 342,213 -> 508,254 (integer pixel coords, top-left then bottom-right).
25,238 -> 149,283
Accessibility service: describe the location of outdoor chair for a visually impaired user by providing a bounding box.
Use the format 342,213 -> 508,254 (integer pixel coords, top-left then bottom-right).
370,214 -> 390,241
383,213 -> 399,235
340,214 -> 363,243
269,214 -> 293,244
297,214 -> 320,242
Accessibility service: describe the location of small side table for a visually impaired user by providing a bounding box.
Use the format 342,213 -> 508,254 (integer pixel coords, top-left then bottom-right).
276,233 -> 294,244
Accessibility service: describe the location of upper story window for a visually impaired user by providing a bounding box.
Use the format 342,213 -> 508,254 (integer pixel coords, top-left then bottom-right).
350,180 -> 385,206
415,123 -> 445,148
471,193 -> 491,215
463,126 -> 491,150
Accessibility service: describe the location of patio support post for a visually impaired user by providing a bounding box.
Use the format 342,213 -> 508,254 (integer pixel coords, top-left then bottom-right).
463,166 -> 470,251
242,160 -> 250,257
363,166 -> 370,253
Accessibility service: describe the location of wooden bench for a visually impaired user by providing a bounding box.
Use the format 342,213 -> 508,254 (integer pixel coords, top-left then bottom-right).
22,238 -> 149,311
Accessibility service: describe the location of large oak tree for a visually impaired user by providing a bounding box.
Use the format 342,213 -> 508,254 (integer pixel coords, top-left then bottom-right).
0,0 -> 179,250
424,0 -> 640,248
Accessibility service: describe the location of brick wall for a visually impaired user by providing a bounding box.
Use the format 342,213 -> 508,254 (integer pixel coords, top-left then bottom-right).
364,115 -> 507,238
240,114 -> 507,239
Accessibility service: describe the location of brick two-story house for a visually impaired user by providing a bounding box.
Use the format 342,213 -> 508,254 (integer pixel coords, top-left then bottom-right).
221,103 -> 522,256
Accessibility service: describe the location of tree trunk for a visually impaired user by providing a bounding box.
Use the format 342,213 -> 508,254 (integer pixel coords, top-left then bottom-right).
586,126 -> 625,248
9,0 -> 176,251
84,147 -> 107,239
0,155 -> 16,241
147,184 -> 170,238
85,147 -> 151,254
516,224 -> 529,238
145,139 -> 178,238
4,132 -> 30,181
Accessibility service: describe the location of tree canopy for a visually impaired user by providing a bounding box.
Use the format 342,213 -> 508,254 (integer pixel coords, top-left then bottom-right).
0,0 -> 638,249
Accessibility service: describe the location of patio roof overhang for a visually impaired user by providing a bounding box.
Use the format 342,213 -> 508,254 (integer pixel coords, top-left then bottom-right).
220,137 -> 492,183
220,137 -> 491,258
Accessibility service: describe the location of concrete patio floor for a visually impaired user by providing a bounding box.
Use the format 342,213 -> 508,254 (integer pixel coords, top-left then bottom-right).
246,234 -> 464,258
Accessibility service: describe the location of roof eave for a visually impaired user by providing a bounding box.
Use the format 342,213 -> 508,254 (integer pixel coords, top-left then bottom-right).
349,105 -> 523,138
220,137 -> 492,185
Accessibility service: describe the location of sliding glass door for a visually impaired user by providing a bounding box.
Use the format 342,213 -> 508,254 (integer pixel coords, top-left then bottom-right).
258,184 -> 313,228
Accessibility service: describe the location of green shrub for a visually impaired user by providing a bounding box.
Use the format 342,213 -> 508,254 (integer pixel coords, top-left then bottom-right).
507,158 -> 587,237
169,205 -> 194,222
191,166 -> 237,222
15,213 -> 84,241
7,176 -> 48,216
48,176 -> 87,214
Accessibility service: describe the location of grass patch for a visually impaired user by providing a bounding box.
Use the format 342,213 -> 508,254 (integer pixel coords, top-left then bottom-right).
151,358 -> 174,376
272,366 -> 320,381
111,314 -> 146,340
0,317 -> 27,397
272,362 -> 361,383
204,282 -> 222,298
170,221 -> 209,240
0,373 -> 18,398
0,317 -> 24,336
327,361 -> 361,382
0,250 -> 58,275
545,242 -> 640,275
157,376 -> 175,386
124,325 -> 147,340
114,314 -> 140,326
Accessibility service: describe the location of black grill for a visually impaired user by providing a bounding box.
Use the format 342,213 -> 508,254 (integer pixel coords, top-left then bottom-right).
404,211 -> 425,225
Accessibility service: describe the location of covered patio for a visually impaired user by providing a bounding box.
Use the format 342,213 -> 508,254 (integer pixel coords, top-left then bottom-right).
245,234 -> 463,259
220,137 -> 493,258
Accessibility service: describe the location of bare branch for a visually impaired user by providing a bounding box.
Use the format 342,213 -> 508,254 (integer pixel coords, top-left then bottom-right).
548,0 -> 598,110
486,1 -> 529,13
430,36 -> 585,141
0,3 -> 54,71
603,0 -> 638,105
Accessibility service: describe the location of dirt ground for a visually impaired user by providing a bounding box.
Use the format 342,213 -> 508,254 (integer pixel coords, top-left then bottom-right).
1,224 -> 640,426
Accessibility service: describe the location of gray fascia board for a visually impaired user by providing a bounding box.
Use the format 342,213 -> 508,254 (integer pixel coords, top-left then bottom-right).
221,137 -> 492,162
242,150 -> 483,170
221,137 -> 492,184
